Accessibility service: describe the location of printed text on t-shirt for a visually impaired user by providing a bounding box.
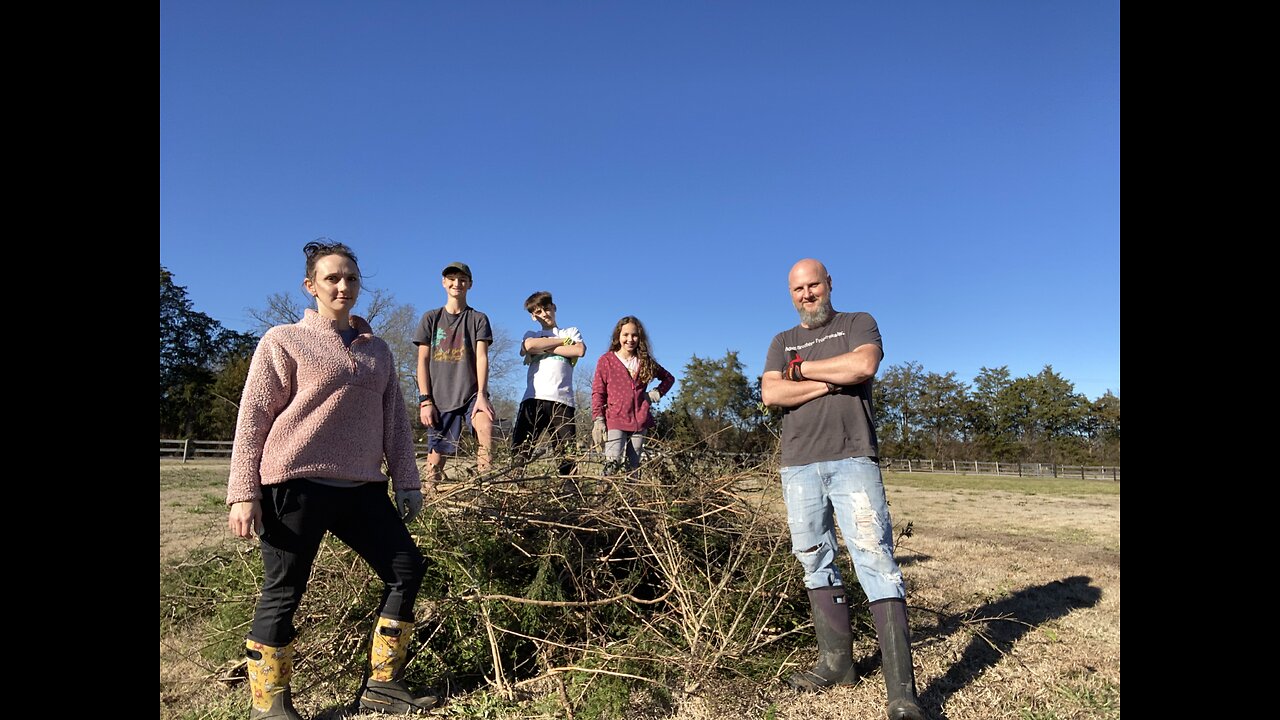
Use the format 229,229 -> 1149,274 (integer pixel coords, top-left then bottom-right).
784,330 -> 846,353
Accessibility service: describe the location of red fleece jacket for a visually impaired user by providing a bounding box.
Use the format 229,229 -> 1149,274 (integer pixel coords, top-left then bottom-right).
590,351 -> 675,433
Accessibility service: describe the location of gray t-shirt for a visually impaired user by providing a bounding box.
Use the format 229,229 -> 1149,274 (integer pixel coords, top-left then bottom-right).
764,311 -> 883,467
411,307 -> 494,413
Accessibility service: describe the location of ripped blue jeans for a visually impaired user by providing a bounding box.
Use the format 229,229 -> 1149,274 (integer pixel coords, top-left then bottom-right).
780,456 -> 905,602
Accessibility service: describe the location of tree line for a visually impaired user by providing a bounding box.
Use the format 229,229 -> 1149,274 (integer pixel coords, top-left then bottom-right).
160,266 -> 1119,465
654,353 -> 1118,465
160,267 -> 256,439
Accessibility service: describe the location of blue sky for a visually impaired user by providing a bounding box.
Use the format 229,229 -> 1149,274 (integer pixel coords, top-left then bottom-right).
160,2 -> 1119,401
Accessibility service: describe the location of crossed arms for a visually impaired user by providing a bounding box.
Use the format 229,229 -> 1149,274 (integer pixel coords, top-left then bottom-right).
521,334 -> 586,359
760,343 -> 883,409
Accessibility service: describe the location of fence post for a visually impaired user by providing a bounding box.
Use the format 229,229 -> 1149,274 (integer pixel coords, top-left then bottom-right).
907,459 -> 912,472
1081,466 -> 1086,479
994,462 -> 999,475
182,438 -> 191,464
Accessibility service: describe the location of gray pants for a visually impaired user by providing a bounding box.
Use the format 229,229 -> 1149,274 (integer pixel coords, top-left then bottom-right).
605,429 -> 645,470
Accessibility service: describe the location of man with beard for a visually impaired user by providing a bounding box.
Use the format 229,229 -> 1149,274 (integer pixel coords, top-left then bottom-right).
761,258 -> 925,720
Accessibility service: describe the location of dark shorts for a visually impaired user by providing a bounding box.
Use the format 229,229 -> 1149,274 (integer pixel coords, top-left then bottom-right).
511,398 -> 577,476
427,394 -> 485,455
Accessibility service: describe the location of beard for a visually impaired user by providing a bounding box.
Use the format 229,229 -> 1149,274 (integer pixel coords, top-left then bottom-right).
797,297 -> 833,327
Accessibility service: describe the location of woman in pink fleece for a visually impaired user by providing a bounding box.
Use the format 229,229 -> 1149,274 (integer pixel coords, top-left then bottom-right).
226,241 -> 438,719
590,316 -> 676,473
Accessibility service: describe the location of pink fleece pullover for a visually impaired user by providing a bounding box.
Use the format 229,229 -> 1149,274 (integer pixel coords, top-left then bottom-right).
590,351 -> 676,433
226,309 -> 420,504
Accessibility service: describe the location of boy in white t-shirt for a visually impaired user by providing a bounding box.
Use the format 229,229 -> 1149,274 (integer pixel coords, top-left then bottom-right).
512,291 -> 586,476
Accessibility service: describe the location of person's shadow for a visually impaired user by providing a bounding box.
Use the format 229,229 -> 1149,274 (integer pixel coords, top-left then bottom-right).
857,575 -> 1103,719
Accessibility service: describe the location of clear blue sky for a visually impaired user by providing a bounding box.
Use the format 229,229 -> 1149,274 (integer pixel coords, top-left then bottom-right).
160,2 -> 1120,401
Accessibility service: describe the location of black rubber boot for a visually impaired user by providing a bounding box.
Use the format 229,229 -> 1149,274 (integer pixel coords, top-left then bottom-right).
250,688 -> 304,720
357,618 -> 442,714
786,586 -> 860,691
871,598 -> 926,720
359,679 -> 442,714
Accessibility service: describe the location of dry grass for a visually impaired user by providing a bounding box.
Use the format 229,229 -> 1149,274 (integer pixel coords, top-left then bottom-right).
160,463 -> 1119,720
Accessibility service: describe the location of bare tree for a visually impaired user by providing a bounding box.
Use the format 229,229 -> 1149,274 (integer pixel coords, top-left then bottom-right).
246,291 -> 307,334
486,326 -> 519,389
371,298 -> 424,422
359,287 -> 402,329
248,287 -> 406,335
479,326 -> 521,429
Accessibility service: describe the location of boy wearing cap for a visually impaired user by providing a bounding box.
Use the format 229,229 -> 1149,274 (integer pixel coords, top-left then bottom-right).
512,291 -> 585,477
412,262 -> 495,485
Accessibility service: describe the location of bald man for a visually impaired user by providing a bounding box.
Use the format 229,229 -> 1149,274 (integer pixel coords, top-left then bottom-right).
762,259 -> 924,719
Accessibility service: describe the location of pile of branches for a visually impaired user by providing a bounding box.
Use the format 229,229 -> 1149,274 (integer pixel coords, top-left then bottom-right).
164,441 -> 818,711
416,442 -> 808,693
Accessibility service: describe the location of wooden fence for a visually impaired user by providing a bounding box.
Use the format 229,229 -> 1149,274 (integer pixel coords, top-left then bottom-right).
160,439 -> 447,463
160,439 -> 234,461
160,439 -> 1119,481
884,458 -> 1120,481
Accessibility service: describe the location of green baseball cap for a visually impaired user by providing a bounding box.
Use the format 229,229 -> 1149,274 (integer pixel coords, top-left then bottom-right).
442,261 -> 472,279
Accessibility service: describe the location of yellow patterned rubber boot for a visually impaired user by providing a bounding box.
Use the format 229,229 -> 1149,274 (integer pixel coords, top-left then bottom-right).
244,640 -> 304,720
358,617 -> 442,713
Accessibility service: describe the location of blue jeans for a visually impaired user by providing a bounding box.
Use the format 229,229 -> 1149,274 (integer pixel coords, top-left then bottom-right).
780,456 -> 905,602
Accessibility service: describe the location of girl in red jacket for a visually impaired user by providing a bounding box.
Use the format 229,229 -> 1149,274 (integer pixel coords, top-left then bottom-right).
590,316 -> 676,472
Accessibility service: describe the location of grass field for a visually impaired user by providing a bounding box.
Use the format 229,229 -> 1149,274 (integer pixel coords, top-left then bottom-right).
160,461 -> 1119,720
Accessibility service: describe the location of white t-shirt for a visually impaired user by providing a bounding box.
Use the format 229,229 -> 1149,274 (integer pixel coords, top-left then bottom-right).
520,326 -> 583,406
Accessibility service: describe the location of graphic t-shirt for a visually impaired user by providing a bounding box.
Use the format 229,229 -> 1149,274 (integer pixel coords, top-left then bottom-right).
764,311 -> 883,467
521,326 -> 583,406
411,307 -> 493,412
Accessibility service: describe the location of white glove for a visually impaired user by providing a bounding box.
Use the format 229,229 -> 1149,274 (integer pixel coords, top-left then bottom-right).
592,419 -> 606,449
395,488 -> 424,523
647,389 -> 662,404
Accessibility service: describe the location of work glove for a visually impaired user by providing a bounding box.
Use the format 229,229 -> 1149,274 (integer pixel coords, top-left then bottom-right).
647,389 -> 662,404
395,488 -> 424,523
592,418 -> 606,449
783,350 -> 806,381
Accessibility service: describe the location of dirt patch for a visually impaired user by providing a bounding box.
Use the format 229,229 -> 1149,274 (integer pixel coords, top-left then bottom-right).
887,483 -> 1120,549
160,461 -> 234,562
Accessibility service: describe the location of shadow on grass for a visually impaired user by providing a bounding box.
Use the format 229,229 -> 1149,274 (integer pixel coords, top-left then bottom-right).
857,575 -> 1102,720
894,553 -> 933,568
